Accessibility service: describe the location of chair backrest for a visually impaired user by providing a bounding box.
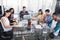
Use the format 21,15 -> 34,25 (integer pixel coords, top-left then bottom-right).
0,22 -> 4,32
0,22 -> 11,39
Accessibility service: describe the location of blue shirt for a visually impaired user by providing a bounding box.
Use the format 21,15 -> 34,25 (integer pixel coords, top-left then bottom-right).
44,15 -> 52,27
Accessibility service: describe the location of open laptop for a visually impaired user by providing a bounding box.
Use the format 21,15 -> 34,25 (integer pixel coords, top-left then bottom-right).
23,15 -> 31,20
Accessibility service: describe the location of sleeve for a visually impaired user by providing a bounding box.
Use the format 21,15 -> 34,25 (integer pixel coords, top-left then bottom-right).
19,11 -> 22,18
48,16 -> 52,22
34,13 -> 38,17
26,11 -> 29,15
11,14 -> 14,19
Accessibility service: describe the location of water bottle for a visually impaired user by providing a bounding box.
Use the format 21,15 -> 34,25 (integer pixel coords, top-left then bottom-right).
27,18 -> 31,31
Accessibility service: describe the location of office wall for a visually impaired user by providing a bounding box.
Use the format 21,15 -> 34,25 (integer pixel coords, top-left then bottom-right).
2,0 -> 57,14
0,0 -> 1,5
27,0 -> 57,14
3,0 -> 19,14
28,0 -> 39,12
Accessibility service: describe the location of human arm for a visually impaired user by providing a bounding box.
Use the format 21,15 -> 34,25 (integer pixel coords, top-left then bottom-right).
1,17 -> 15,28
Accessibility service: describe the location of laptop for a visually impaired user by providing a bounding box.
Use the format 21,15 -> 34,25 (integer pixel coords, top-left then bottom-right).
23,15 -> 31,20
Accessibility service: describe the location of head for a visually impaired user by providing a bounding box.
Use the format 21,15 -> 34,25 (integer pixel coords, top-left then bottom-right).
9,8 -> 14,14
38,9 -> 43,15
52,13 -> 58,21
45,9 -> 50,15
3,10 -> 11,17
23,6 -> 26,11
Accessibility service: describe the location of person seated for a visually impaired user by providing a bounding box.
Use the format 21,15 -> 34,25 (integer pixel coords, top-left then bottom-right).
8,8 -> 18,25
19,6 -> 29,19
44,9 -> 52,27
8,8 -> 14,20
1,10 -> 17,40
32,9 -> 45,22
52,13 -> 60,36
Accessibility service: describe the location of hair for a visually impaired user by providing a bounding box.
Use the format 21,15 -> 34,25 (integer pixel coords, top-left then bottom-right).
38,9 -> 43,15
45,9 -> 50,12
23,6 -> 26,8
3,10 -> 10,16
52,12 -> 58,16
9,8 -> 14,14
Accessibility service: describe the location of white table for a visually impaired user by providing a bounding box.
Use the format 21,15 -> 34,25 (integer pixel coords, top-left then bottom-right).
13,20 -> 51,40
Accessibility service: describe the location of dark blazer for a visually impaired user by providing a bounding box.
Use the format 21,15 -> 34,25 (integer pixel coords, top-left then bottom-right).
19,11 -> 29,18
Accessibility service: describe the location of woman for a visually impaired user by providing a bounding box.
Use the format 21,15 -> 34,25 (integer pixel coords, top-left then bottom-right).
8,8 -> 14,20
32,9 -> 45,23
8,8 -> 18,25
1,10 -> 16,40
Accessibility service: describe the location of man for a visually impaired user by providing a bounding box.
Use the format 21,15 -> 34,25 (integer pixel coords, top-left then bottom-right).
52,13 -> 60,36
19,6 -> 29,19
49,13 -> 60,38
44,9 -> 52,27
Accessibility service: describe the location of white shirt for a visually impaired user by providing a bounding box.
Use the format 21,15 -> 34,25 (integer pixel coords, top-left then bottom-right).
51,20 -> 57,29
1,17 -> 12,32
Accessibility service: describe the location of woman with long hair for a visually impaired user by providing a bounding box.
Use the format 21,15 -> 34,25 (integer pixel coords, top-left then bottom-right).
1,10 -> 16,40
32,9 -> 45,23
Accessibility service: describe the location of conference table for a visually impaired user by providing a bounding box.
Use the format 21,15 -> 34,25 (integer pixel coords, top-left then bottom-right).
13,20 -> 51,40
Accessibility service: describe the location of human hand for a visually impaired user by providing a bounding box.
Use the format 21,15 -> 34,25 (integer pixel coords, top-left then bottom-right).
13,22 -> 17,25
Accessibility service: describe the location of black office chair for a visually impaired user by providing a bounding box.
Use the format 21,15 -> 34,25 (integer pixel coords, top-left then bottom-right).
0,22 -> 3,38
0,22 -> 11,40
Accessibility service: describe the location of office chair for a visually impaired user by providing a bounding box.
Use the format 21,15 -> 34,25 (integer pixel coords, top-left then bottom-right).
0,22 -> 11,40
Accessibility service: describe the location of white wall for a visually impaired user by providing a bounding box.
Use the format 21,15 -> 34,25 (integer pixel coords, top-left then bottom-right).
28,0 -> 39,12
3,0 -> 19,13
0,0 -> 1,5
0,0 -> 2,5
2,0 -> 57,14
